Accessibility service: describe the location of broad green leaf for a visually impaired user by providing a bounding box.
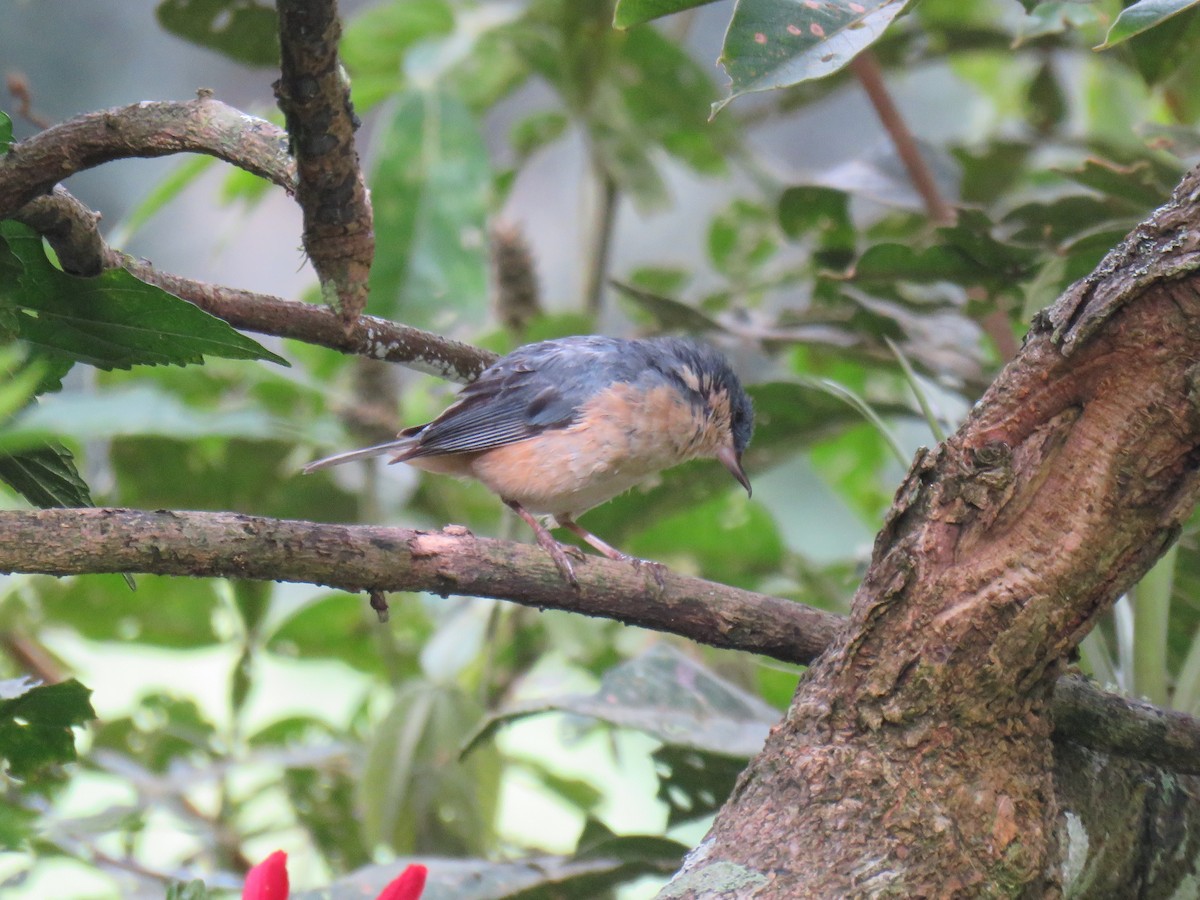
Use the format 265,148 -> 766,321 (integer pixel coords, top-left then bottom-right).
611,280 -> 723,332
1098,0 -> 1200,49
615,27 -> 734,177
717,0 -> 914,112
0,222 -> 288,369
0,384 -> 284,454
466,644 -> 779,757
155,0 -> 279,66
268,592 -> 422,678
0,678 -> 95,780
628,493 -> 785,587
341,0 -> 456,111
359,680 -> 499,855
613,0 -> 720,29
0,445 -> 92,508
1012,1 -> 1101,45
1056,157 -> 1175,209
367,88 -> 490,328
37,575 -> 222,648
653,744 -> 748,826
0,110 -> 11,153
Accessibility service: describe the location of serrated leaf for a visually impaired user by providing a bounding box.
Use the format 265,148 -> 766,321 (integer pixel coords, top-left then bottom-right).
1098,0 -> 1200,49
0,444 -> 92,508
466,644 -> 778,757
614,0 -> 720,29
367,88 -> 490,328
156,0 -> 279,66
0,222 -> 288,369
717,0 -> 914,112
0,678 -> 95,779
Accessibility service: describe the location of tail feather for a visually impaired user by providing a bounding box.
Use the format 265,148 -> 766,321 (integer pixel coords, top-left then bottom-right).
302,438 -> 414,474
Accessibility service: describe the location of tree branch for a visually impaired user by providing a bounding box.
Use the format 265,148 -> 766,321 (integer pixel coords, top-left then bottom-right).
0,507 -> 1196,776
0,97 -> 295,219
274,0 -> 374,323
10,186 -> 495,383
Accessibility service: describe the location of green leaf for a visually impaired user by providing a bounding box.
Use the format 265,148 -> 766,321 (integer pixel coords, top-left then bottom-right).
613,0 -> 720,29
155,0 -> 279,66
717,0 -> 914,112
37,575 -> 222,648
0,798 -> 37,850
367,88 -> 490,328
708,199 -> 779,280
165,880 -> 212,900
611,280 -> 723,332
0,222 -> 288,369
0,445 -> 92,508
466,644 -> 778,757
0,110 -> 12,153
653,744 -> 747,826
1098,0 -> 1200,49
778,185 -> 856,266
0,384 -> 285,454
359,680 -> 499,855
510,111 -> 570,161
341,0 -> 456,111
0,678 -> 95,780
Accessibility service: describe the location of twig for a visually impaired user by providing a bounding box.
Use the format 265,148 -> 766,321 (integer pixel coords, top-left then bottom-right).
274,0 -> 374,323
11,187 -> 495,383
0,507 -> 1197,777
0,97 -> 295,219
5,71 -> 50,130
582,165 -> 619,317
851,51 -> 1020,360
850,51 -> 953,227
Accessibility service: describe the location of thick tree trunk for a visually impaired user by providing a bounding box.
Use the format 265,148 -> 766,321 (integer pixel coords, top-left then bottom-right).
666,169 -> 1200,896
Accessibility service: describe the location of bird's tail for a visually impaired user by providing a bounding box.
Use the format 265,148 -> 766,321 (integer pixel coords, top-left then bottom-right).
302,438 -> 414,474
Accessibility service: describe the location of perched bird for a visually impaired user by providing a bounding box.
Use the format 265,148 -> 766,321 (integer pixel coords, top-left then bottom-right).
304,335 -> 754,584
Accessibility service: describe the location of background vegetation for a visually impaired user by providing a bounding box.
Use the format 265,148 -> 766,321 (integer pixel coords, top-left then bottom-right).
2,0 -> 1200,896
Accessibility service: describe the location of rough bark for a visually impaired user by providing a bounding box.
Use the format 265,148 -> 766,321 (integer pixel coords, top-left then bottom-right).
665,170 -> 1200,896
1,509 -> 1197,781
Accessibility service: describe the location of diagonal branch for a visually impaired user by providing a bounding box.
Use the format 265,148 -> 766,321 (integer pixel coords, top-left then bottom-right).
9,179 -> 494,384
0,507 -> 1196,776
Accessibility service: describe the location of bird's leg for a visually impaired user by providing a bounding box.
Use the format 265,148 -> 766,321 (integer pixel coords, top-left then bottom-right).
557,517 -> 668,591
505,500 -> 584,587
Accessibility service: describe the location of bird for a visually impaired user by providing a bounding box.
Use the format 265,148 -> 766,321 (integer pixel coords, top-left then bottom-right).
303,335 -> 754,585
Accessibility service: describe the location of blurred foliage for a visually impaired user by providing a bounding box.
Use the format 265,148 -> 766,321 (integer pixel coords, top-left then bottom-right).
3,0 -> 1200,896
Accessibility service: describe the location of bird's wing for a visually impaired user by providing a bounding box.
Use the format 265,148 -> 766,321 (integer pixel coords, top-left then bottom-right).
400,353 -> 595,459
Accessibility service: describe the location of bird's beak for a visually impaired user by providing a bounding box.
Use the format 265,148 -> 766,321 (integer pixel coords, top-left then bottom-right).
717,445 -> 751,497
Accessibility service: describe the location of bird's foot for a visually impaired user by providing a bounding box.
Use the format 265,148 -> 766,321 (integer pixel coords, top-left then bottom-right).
538,537 -> 586,588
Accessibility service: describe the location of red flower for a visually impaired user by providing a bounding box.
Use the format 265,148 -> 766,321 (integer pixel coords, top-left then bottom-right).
242,852 -> 426,900
242,850 -> 289,900
376,864 -> 428,900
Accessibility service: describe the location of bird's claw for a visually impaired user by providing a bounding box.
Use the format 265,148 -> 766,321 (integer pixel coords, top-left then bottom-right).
630,556 -> 668,592
545,542 -> 580,588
